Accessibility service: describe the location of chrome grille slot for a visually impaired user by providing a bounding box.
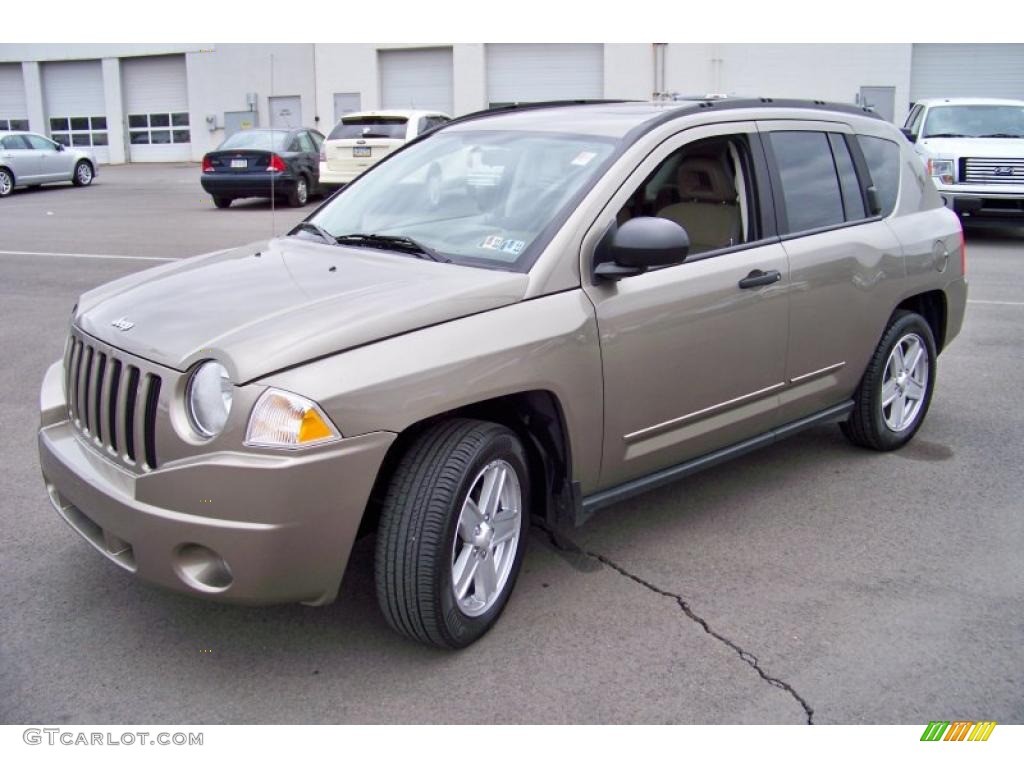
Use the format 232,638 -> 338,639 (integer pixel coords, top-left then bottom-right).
963,157 -> 1024,185
124,366 -> 140,462
64,331 -> 162,470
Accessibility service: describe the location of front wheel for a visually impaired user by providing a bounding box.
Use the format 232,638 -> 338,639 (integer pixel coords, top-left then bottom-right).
375,419 -> 530,649
841,310 -> 937,451
72,160 -> 93,187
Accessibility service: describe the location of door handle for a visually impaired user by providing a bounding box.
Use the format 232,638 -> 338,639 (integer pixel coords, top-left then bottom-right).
738,269 -> 781,289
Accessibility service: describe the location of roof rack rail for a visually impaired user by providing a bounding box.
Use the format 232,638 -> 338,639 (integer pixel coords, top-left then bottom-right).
434,99 -> 636,132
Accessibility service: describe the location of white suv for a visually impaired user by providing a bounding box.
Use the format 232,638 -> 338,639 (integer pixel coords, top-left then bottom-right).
319,110 -> 450,189
903,98 -> 1024,225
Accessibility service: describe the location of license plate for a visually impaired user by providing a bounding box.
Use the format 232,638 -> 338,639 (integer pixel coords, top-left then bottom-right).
353,146 -> 371,158
230,158 -> 247,169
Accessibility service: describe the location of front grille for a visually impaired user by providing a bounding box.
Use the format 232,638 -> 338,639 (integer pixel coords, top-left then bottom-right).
64,332 -> 162,470
961,157 -> 1024,185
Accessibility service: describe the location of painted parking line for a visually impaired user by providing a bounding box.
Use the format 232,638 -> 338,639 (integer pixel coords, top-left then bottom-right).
0,248 -> 231,262
967,300 -> 1024,306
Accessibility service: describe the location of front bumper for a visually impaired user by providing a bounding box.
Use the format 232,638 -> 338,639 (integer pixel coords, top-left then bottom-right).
937,184 -> 1024,220
200,171 -> 298,199
38,360 -> 395,606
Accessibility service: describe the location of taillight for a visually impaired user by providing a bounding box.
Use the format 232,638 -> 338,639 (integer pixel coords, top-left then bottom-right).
267,154 -> 287,172
201,155 -> 213,172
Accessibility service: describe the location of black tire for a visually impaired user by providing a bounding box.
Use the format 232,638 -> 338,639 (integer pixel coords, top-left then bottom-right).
213,196 -> 232,209
0,168 -> 14,197
287,175 -> 309,207
375,418 -> 531,649
71,160 -> 93,187
841,310 -> 937,451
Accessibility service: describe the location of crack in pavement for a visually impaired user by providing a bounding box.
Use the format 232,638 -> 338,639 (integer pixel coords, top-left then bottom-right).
535,522 -> 815,725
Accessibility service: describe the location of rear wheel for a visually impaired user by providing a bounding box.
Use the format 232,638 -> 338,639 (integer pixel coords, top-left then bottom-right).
0,168 -> 14,197
287,175 -> 309,207
213,196 -> 232,209
841,310 -> 937,451
375,419 -> 530,649
72,160 -> 93,187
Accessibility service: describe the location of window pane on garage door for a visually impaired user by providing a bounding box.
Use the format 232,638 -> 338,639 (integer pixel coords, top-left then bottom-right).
379,48 -> 453,116
486,44 -> 603,106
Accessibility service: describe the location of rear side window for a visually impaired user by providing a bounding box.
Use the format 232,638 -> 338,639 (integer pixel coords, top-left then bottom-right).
858,136 -> 900,217
769,131 -> 845,233
1,135 -> 29,149
328,117 -> 408,141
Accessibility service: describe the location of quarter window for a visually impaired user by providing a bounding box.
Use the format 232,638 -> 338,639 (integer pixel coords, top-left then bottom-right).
49,116 -> 107,148
858,135 -> 900,217
769,131 -> 845,233
128,112 -> 191,145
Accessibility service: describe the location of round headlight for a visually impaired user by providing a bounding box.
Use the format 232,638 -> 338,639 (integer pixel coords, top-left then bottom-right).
187,361 -> 232,437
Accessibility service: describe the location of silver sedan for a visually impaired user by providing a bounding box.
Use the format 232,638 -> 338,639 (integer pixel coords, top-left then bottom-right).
0,131 -> 97,197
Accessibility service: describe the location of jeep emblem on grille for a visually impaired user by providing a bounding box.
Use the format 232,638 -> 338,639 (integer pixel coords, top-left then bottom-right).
111,317 -> 134,331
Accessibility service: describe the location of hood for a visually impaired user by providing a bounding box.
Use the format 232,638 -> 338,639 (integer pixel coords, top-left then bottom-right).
75,238 -> 529,382
919,136 -> 1024,158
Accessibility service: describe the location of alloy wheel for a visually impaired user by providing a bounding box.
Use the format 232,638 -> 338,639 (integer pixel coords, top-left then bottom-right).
76,163 -> 92,184
881,332 -> 929,432
0,170 -> 12,196
451,459 -> 522,617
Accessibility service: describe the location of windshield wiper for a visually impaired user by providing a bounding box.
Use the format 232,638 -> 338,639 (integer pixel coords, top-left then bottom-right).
979,133 -> 1024,138
334,233 -> 451,262
289,221 -> 337,245
924,133 -> 968,138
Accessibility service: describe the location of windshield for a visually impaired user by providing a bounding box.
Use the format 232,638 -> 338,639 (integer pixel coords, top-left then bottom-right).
923,105 -> 1024,138
218,130 -> 290,151
309,130 -> 617,270
328,117 -> 408,141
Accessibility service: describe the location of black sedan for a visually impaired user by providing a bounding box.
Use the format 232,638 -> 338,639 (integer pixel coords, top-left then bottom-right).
200,127 -> 325,208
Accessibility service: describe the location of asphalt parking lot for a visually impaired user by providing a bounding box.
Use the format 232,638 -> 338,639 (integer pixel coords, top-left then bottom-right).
1,164 -> 1021,724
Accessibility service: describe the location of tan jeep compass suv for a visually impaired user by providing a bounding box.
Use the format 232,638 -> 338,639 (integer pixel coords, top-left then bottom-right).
39,99 -> 967,648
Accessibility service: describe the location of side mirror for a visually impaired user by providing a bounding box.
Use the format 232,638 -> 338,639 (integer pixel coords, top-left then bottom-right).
594,217 -> 690,281
900,127 -> 917,143
55,143 -> 65,151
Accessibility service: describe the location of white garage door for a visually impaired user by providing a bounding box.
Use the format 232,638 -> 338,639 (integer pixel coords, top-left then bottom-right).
486,44 -> 604,106
123,54 -> 191,162
379,48 -> 453,115
0,63 -> 29,131
911,44 -> 1024,101
42,59 -> 109,164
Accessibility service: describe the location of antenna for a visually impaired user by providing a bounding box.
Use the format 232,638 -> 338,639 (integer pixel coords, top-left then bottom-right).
270,53 -> 276,240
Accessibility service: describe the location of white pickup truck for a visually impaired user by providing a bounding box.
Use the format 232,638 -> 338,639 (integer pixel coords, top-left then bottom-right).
902,98 -> 1024,225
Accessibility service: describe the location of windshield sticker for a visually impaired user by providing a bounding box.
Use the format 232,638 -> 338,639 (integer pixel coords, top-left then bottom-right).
571,151 -> 598,167
480,235 -> 505,250
500,239 -> 525,256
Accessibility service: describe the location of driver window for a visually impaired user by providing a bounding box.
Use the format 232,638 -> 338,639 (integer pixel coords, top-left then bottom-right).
616,134 -> 760,256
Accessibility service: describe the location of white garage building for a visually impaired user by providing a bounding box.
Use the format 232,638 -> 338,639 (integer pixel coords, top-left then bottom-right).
0,43 -> 1021,164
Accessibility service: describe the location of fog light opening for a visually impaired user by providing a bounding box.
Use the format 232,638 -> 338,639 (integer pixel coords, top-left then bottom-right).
175,543 -> 233,592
